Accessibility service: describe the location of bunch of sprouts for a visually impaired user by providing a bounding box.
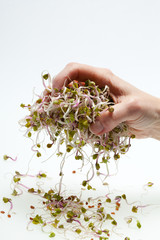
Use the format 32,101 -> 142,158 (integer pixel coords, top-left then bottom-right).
20,72 -> 134,193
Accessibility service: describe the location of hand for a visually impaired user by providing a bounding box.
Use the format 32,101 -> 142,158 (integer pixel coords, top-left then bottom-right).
52,62 -> 160,140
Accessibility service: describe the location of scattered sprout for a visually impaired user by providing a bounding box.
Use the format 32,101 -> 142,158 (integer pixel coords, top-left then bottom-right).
137,220 -> 141,229
132,206 -> 138,213
75,228 -> 81,234
3,155 -> 17,161
147,182 -> 154,187
12,190 -> 18,196
3,197 -> 11,203
28,188 -> 35,193
49,232 -> 55,238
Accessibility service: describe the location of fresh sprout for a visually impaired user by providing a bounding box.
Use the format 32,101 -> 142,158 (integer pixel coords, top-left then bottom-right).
3,155 -> 17,161
147,182 -> 154,187
2,197 -> 13,217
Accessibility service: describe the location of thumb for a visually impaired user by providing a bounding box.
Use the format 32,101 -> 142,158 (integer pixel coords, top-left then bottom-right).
90,102 -> 131,135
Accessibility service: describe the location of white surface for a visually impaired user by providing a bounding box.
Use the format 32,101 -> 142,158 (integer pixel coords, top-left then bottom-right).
0,0 -> 160,239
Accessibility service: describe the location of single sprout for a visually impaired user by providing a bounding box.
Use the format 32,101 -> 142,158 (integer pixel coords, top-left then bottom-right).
20,103 -> 25,108
82,180 -> 87,187
147,182 -> 154,187
111,220 -> 117,225
3,155 -> 17,161
132,206 -> 138,213
43,73 -> 49,80
3,197 -> 11,203
121,194 -> 126,200
37,172 -> 47,178
36,151 -> 41,157
75,228 -> 81,234
126,218 -> 132,224
12,190 -> 18,196
47,143 -> 53,148
13,177 -> 21,183
28,188 -> 35,193
49,232 -> 55,238
28,132 -> 32,137
137,220 -> 141,229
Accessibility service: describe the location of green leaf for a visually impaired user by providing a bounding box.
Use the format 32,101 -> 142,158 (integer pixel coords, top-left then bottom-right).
13,177 -> 21,183
82,180 -> 87,187
92,154 -> 98,159
95,162 -> 100,170
132,206 -> 138,213
3,197 -> 11,203
43,73 -> 49,80
36,151 -> 41,157
58,224 -> 64,228
12,189 -> 18,196
81,207 -> 87,213
106,214 -> 113,220
32,215 -> 43,225
20,103 -> 25,108
87,185 -> 92,190
137,220 -> 141,229
75,228 -> 81,234
49,232 -> 55,238
3,155 -> 9,160
28,188 -> 35,193
111,220 -> 117,225
28,132 -> 32,137
122,194 -> 126,200
67,211 -> 74,218
44,193 -> 52,200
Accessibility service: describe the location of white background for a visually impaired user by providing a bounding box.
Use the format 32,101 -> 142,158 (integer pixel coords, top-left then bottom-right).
0,0 -> 160,239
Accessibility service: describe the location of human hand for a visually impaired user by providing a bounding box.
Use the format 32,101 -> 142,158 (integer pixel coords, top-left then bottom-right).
52,63 -> 160,140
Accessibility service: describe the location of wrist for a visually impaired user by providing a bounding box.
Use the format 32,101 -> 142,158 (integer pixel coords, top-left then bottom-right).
151,97 -> 160,140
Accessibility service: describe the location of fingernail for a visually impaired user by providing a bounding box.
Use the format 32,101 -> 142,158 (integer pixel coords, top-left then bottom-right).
90,121 -> 104,134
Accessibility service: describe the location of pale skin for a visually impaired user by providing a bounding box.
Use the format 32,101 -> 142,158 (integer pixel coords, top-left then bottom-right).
52,62 -> 160,141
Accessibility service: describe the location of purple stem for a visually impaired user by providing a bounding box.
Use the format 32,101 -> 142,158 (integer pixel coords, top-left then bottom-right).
72,219 -> 82,226
17,182 -> 30,190
8,200 -> 13,212
8,156 -> 17,162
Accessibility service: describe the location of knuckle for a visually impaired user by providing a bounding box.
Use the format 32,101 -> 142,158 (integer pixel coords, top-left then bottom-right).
65,62 -> 78,69
104,68 -> 113,78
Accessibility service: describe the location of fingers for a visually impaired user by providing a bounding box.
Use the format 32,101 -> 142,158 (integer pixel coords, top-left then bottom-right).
90,101 -> 132,135
52,62 -> 113,90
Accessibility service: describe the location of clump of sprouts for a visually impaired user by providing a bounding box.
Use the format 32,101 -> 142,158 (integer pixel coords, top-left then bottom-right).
20,72 -> 134,192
